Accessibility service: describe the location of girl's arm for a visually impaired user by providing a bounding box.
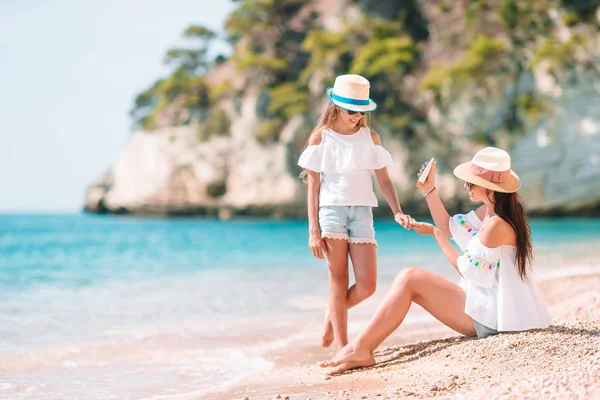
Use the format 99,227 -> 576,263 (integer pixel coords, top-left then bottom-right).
417,160 -> 452,238
371,131 -> 412,228
306,132 -> 328,259
373,167 -> 402,215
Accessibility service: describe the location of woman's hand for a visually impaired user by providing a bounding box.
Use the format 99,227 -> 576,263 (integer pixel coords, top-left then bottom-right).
395,212 -> 415,230
410,221 -> 436,236
309,231 -> 329,259
418,159 -> 436,193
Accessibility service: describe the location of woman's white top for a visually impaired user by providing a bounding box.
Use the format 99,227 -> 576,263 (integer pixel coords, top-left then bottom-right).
449,211 -> 552,331
297,127 -> 392,207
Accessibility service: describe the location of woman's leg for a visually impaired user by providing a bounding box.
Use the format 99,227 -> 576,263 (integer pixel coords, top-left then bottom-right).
324,238 -> 350,350
320,268 -> 476,373
322,243 -> 377,348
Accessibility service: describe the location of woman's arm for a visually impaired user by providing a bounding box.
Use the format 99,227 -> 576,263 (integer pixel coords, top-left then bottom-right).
425,188 -> 452,238
433,227 -> 462,275
417,160 -> 452,237
412,222 -> 463,276
371,131 -> 412,228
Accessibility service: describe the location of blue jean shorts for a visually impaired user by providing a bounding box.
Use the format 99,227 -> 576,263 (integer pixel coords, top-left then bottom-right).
318,206 -> 377,246
474,320 -> 499,339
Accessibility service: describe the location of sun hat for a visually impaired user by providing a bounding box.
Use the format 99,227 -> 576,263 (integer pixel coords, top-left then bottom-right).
326,74 -> 378,112
453,147 -> 521,193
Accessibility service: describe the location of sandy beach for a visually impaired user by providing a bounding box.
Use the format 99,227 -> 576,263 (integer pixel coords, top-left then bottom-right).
212,273 -> 600,400
3,217 -> 598,400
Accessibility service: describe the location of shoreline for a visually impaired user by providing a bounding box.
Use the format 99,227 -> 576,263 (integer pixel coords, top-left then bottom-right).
210,272 -> 600,400
1,250 -> 598,399
80,194 -> 600,220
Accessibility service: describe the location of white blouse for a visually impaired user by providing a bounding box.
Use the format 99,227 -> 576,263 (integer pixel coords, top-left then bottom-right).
297,127 -> 392,207
450,211 -> 552,331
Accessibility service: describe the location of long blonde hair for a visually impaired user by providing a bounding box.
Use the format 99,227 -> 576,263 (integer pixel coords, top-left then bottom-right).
299,102 -> 371,182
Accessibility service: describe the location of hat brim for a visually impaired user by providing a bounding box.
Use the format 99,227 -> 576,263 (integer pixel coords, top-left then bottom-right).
326,87 -> 378,112
453,162 -> 521,193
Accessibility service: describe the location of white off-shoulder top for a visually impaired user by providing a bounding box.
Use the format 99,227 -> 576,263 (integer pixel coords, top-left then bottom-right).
450,211 -> 552,331
297,127 -> 392,207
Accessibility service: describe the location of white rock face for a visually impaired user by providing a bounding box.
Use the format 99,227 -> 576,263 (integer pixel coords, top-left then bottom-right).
104,132 -> 175,208
85,115 -> 310,216
85,72 -> 600,217
512,79 -> 600,213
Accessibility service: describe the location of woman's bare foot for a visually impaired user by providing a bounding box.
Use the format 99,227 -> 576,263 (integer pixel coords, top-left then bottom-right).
318,342 -> 373,369
325,355 -> 376,376
322,306 -> 334,348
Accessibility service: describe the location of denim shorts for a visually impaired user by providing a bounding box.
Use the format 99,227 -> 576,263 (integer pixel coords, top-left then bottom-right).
318,206 -> 377,246
474,320 -> 499,339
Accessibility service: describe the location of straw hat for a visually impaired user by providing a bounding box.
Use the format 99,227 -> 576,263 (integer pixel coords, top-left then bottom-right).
453,147 -> 521,193
326,74 -> 378,112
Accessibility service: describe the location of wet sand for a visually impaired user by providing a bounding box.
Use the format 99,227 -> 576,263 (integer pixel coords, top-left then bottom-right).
212,273 -> 600,400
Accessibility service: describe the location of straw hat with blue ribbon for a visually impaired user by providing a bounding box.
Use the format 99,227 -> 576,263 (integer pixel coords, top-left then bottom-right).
326,74 -> 378,113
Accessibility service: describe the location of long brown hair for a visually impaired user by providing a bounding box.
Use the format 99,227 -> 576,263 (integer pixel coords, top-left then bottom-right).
489,190 -> 533,281
299,102 -> 371,181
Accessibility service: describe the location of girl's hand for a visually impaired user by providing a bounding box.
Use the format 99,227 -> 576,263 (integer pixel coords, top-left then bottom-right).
395,213 -> 415,230
411,221 -> 436,236
309,231 -> 329,259
418,159 -> 436,193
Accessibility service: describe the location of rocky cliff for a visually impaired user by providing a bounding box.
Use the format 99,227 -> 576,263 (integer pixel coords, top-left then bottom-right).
84,0 -> 600,217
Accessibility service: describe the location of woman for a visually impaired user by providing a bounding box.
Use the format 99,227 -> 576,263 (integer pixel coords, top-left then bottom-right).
319,147 -> 551,374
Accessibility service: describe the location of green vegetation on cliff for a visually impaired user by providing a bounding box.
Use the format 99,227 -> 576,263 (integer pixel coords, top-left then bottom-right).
131,0 -> 599,150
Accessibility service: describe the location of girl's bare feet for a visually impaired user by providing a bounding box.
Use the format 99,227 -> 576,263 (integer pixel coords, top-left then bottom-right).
322,306 -> 334,348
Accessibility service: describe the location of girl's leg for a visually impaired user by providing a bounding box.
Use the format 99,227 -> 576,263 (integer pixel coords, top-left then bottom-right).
321,268 -> 476,373
347,243 -> 378,307
322,243 -> 377,348
324,238 -> 350,350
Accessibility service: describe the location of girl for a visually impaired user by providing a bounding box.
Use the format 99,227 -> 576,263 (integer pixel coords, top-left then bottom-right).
298,74 -> 413,351
319,147 -> 551,374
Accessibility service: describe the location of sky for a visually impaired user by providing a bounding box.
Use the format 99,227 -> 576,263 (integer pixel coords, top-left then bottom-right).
0,0 -> 235,212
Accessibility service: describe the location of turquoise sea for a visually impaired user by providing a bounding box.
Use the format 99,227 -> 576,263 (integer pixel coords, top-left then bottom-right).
1,214 -> 599,399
